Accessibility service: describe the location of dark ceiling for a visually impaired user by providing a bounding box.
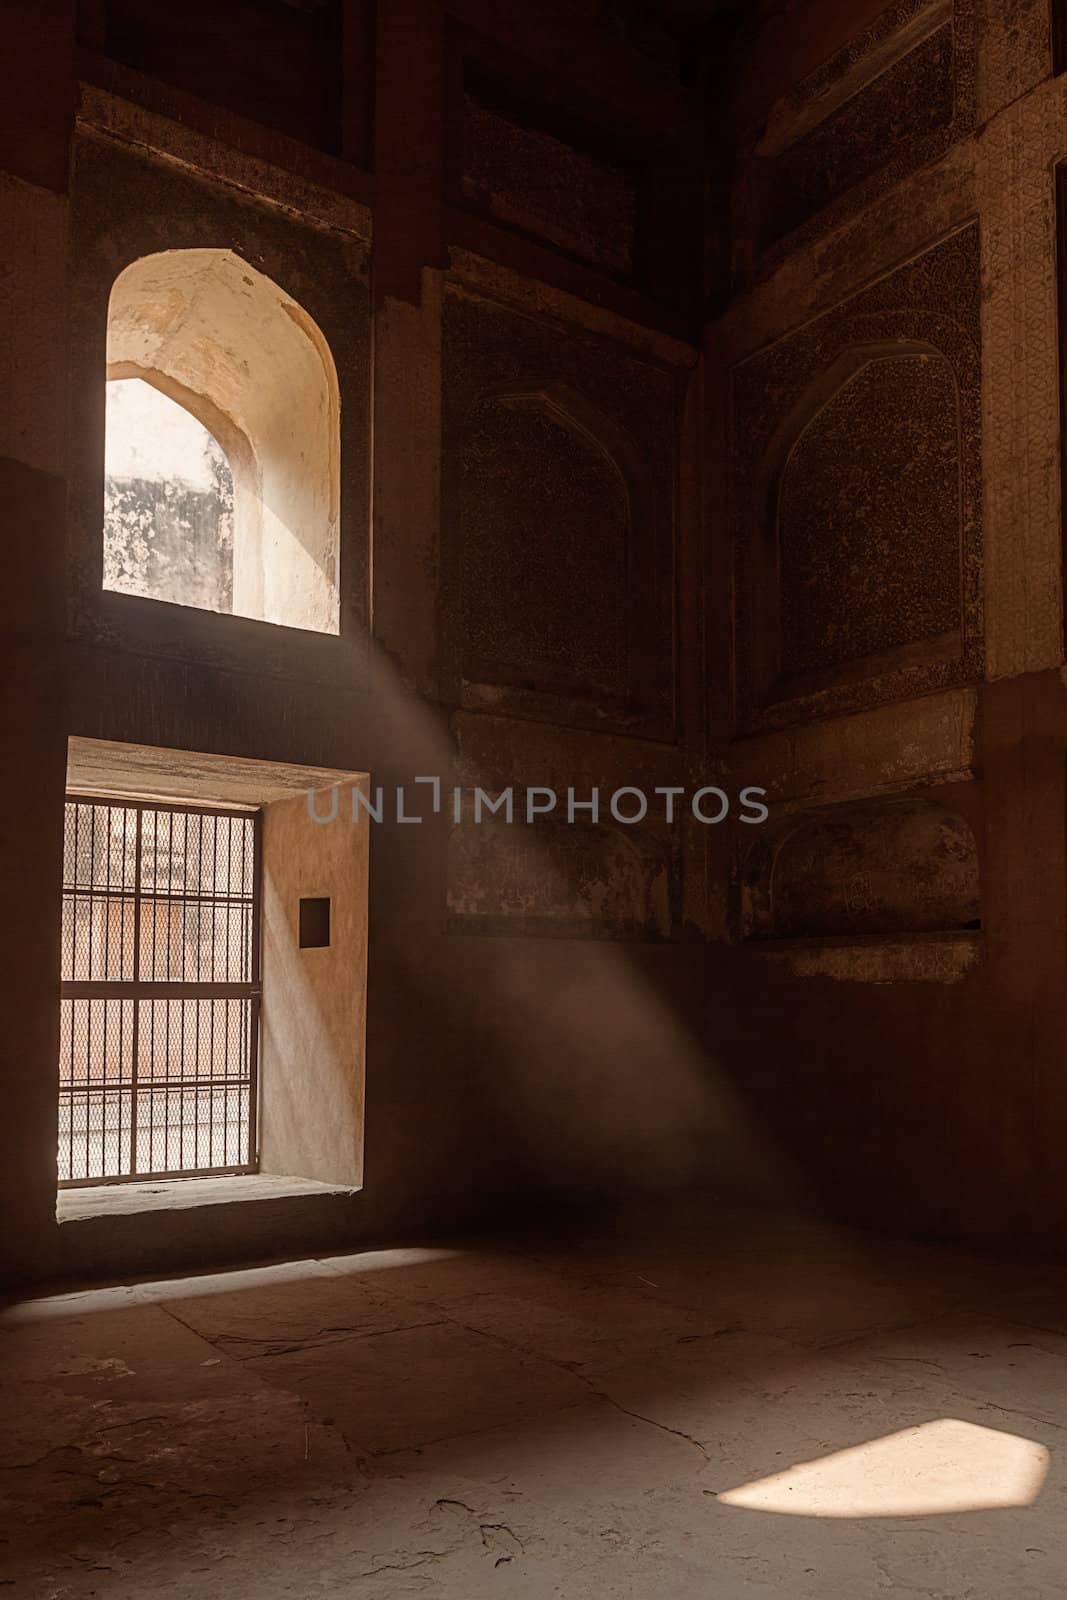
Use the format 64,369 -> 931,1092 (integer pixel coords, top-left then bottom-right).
602,0 -> 755,88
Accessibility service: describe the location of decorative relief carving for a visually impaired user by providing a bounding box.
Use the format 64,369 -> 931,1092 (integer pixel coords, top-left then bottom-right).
732,223 -> 982,730
461,390 -> 628,698
750,0 -> 976,267
977,90 -> 1064,679
740,797 -> 981,941
776,351 -> 962,686
447,816 -> 675,941
462,92 -> 637,275
443,289 -> 677,736
766,22 -> 954,250
979,0 -> 1049,123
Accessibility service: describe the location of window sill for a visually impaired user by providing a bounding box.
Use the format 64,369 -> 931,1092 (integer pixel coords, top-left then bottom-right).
56,1173 -> 362,1282
58,1173 -> 356,1222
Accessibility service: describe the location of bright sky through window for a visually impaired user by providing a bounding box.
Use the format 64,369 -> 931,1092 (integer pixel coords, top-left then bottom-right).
103,377 -> 235,614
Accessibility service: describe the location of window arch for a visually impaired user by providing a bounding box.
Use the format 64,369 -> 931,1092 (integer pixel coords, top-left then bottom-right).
104,248 -> 340,635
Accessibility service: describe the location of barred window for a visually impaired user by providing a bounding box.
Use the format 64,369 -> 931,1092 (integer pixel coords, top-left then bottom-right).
58,796 -> 261,1186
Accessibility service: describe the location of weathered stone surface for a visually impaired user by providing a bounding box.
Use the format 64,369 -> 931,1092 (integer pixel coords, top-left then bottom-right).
718,687 -> 978,808
443,287 -> 677,736
752,931 -> 981,984
6,1220 -> 1067,1597
165,1260 -> 438,1361
976,74 -> 1067,680
741,797 -> 980,940
446,814 -> 674,940
733,223 -> 982,729
749,0 -> 977,266
248,1318 -> 590,1455
462,93 -> 636,274
765,19 -> 955,249
778,352 -> 962,682
976,0 -> 1051,124
460,392 -> 628,697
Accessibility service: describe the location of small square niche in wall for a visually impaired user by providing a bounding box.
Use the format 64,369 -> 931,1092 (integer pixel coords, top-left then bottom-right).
299,897 -> 331,949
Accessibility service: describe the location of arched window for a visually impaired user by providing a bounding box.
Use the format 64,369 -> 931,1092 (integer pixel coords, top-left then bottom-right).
103,249 -> 340,635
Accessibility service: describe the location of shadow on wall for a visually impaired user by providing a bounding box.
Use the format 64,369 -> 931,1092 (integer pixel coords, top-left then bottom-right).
739,797 -> 981,943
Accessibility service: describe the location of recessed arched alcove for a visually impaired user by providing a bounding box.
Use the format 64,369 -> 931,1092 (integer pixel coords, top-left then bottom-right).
740,796 -> 981,942
755,342 -> 965,702
459,382 -> 639,700
105,248 -> 341,635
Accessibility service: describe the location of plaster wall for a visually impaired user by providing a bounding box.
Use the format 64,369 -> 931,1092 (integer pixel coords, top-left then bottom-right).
108,249 -> 341,633
260,780 -> 369,1189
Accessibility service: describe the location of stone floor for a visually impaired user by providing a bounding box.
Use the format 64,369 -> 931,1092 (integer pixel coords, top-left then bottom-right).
4,1204 -> 1067,1598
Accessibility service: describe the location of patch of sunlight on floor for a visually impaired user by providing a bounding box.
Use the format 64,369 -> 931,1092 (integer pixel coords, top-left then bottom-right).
718,1419 -> 1050,1518
0,1248 -> 465,1325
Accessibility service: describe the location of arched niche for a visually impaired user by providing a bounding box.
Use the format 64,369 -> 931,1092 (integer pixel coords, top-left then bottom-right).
459,382 -> 648,700
756,343 -> 964,700
106,248 -> 341,635
741,797 -> 981,941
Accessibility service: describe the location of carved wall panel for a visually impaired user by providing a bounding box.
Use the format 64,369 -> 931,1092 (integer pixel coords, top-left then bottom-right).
979,0 -> 1049,121
752,0 -> 976,265
447,815 -> 675,941
777,351 -> 962,685
443,288 -> 677,737
741,797 -> 981,941
461,90 -> 637,275
445,34 -> 702,315
733,223 -> 982,730
461,391 -> 628,698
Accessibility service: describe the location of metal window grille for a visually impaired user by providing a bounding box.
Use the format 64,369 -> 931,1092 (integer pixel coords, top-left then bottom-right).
58,795 -> 261,1186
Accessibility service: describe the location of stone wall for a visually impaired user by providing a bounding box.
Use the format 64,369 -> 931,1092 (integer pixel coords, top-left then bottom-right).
732,223 -> 982,726
7,0 -> 1067,1282
711,0 -> 1067,1245
0,0 -> 715,1285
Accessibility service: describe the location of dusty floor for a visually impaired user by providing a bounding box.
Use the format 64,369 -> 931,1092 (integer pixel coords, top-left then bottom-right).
4,1206 -> 1067,1598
